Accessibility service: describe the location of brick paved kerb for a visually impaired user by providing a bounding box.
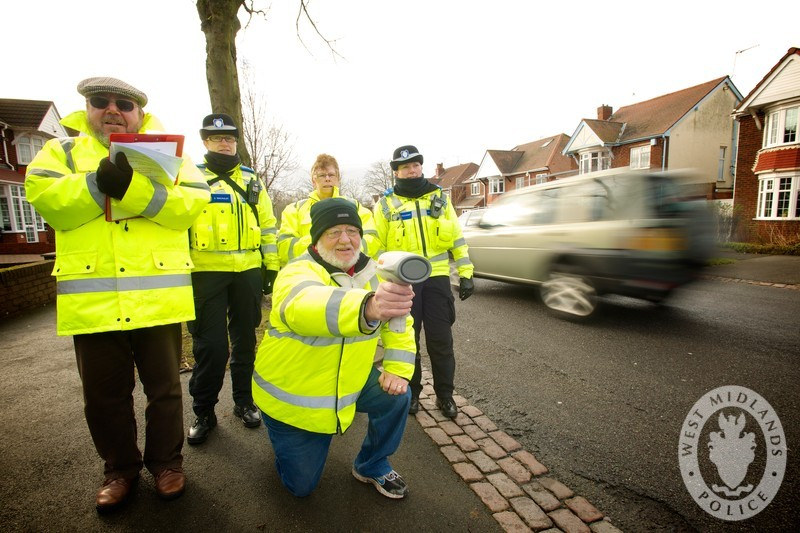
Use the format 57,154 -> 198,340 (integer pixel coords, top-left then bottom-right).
414,368 -> 623,533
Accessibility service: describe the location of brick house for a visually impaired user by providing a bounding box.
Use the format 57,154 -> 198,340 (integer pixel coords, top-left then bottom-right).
562,77 -> 743,199
731,47 -> 800,244
473,134 -> 577,206
1,99 -> 69,262
430,162 -> 479,215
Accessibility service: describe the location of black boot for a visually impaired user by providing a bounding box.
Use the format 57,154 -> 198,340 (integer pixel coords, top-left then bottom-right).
436,397 -> 457,419
187,412 -> 217,445
233,404 -> 261,428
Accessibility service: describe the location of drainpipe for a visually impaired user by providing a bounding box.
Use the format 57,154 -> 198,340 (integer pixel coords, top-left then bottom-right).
1,123 -> 14,171
661,134 -> 668,172
730,118 -> 739,184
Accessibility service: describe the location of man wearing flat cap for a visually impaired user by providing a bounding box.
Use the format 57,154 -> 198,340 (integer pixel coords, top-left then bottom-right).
373,145 -> 474,419
185,113 -> 279,445
252,197 -> 416,499
25,76 -> 210,512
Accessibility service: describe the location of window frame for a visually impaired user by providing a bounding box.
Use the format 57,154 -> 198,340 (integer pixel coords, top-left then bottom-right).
579,150 -> 611,174
15,134 -> 46,165
629,145 -> 651,170
756,173 -> 800,220
4,184 -> 43,241
763,105 -> 800,148
489,177 -> 505,194
471,182 -> 480,196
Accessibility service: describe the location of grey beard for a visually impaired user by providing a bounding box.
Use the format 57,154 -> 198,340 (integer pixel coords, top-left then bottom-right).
89,125 -> 110,147
317,245 -> 359,271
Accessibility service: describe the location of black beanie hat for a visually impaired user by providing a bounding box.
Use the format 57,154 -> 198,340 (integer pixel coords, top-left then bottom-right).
310,198 -> 363,245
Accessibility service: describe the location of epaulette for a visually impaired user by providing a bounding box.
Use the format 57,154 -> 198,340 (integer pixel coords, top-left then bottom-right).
241,165 -> 255,173
383,187 -> 395,196
196,163 -> 207,170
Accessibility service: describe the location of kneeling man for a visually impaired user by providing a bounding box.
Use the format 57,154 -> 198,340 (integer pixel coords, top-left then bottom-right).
252,197 -> 416,498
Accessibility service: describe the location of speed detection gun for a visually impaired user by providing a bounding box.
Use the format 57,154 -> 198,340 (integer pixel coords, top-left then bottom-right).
375,252 -> 432,332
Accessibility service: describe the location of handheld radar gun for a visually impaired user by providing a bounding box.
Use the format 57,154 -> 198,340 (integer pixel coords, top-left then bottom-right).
375,252 -> 432,332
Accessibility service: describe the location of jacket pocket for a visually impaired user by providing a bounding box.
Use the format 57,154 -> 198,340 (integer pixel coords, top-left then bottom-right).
153,250 -> 194,271
435,218 -> 455,248
52,251 -> 97,276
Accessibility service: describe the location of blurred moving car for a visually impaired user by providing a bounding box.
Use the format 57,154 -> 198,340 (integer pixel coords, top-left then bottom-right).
458,208 -> 486,228
462,168 -> 714,319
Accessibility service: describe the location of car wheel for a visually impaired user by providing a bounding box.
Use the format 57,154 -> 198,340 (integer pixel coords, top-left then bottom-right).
540,270 -> 597,319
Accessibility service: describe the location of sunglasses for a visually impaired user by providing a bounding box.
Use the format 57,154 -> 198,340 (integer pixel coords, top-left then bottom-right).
88,96 -> 136,112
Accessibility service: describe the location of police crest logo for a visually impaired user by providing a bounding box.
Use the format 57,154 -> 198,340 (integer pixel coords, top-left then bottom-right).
213,118 -> 224,128
400,149 -> 409,159
678,385 -> 786,520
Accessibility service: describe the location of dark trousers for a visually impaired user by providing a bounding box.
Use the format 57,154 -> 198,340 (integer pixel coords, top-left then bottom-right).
409,275 -> 456,399
73,323 -> 184,480
188,269 -> 262,415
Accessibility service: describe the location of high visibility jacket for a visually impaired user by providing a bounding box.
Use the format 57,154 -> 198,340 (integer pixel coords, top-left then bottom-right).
24,110 -> 211,336
277,187 -> 380,267
374,187 -> 474,279
251,253 -> 416,434
189,163 -> 278,272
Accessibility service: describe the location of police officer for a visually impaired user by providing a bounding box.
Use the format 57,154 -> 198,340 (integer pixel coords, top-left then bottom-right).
25,76 -> 211,511
186,114 -> 279,444
373,145 -> 474,419
277,153 -> 380,266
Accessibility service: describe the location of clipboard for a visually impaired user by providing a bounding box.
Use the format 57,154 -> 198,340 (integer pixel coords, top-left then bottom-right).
105,133 -> 186,221
108,133 -> 184,156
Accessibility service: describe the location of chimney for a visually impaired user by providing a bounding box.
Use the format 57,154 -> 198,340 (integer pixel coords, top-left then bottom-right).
597,105 -> 613,121
435,163 -> 445,178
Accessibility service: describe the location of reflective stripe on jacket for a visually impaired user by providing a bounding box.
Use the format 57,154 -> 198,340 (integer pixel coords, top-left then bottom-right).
24,110 -> 211,335
374,188 -> 474,278
189,164 -> 279,272
276,187 -> 380,267
252,254 -> 416,434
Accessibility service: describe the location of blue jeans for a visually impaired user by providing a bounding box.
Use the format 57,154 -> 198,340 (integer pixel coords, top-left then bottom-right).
261,366 -> 411,497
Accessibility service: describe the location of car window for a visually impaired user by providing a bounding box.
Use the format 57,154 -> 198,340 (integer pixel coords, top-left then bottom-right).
480,189 -> 560,227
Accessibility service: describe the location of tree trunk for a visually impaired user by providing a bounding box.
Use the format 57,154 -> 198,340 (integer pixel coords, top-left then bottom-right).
196,0 -> 252,167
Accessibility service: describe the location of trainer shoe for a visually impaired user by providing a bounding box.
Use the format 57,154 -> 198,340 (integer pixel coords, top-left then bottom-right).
408,396 -> 420,415
352,467 -> 408,499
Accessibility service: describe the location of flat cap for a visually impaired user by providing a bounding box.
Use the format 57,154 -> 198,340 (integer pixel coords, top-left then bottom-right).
77,77 -> 148,107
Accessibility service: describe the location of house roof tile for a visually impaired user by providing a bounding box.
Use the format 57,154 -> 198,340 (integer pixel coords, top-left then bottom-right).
753,146 -> 800,173
736,47 -> 800,113
608,76 -> 728,142
488,134 -> 572,175
433,162 -> 478,189
0,99 -> 53,129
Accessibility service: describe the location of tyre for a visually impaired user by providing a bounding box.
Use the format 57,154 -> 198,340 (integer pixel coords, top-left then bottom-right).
540,270 -> 597,319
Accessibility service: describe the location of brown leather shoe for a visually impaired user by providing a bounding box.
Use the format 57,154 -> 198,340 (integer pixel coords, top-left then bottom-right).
154,468 -> 186,500
95,476 -> 138,513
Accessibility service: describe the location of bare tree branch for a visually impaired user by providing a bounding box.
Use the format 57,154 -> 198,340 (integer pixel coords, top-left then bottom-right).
296,0 -> 344,61
359,160 -> 395,206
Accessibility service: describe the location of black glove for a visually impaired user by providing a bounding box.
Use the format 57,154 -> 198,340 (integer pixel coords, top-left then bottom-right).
262,267 -> 278,295
459,277 -> 474,301
96,152 -> 133,200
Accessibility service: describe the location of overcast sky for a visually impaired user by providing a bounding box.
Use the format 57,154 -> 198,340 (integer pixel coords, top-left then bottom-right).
4,0 -> 798,184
